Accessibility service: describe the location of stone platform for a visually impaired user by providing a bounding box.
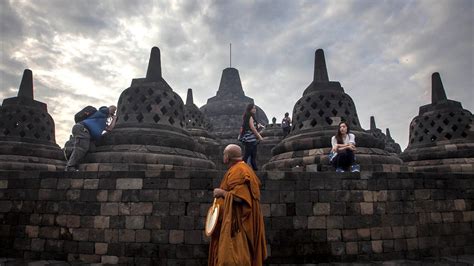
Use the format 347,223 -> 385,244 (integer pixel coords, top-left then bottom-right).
0,170 -> 473,265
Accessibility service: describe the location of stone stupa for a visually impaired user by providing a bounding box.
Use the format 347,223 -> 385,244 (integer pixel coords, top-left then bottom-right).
264,49 -> 403,172
184,88 -> 220,155
80,47 -> 215,171
200,67 -> 268,141
367,116 -> 402,154
400,72 -> 473,172
385,128 -> 402,154
0,69 -> 65,170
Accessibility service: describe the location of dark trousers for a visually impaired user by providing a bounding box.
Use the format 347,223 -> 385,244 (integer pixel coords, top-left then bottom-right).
243,141 -> 258,171
332,149 -> 355,170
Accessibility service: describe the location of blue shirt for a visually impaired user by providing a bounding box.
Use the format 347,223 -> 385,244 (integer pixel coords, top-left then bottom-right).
81,106 -> 109,141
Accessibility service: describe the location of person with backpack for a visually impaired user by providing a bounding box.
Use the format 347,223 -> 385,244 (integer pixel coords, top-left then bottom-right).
281,112 -> 291,137
65,105 -> 117,171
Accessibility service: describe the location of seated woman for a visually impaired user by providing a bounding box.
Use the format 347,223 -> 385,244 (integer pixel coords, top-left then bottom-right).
330,121 -> 360,172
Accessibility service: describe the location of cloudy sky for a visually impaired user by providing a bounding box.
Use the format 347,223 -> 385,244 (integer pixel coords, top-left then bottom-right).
1,0 -> 473,149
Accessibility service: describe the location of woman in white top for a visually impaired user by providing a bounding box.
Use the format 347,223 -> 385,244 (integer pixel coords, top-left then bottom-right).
331,121 -> 359,172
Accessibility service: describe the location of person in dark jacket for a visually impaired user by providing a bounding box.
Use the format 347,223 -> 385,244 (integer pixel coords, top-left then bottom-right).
65,105 -> 117,171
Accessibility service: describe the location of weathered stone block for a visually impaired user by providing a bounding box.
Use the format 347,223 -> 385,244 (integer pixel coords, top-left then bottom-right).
185,230 -> 202,244
70,179 -> 83,189
442,212 -> 455,223
270,204 -> 286,217
84,179 -> 99,189
104,229 -> 119,243
404,226 -> 417,238
295,203 -> 312,216
25,225 -> 38,238
0,180 -> 8,189
167,179 -> 190,189
40,178 -> 57,189
330,202 -> 346,215
143,217 -> 161,230
170,202 -> 186,216
346,242 -> 358,255
94,216 -> 110,229
136,229 -> 151,243
102,255 -> 119,264
31,238 -> 45,251
313,203 -> 330,215
130,202 -> 153,215
261,204 -> 271,217
327,216 -> 343,229
279,190 -> 295,203
454,199 -> 466,211
372,240 -> 383,253
360,202 -> 374,215
169,230 -> 184,244
78,241 -> 94,254
374,190 -> 387,202
357,228 -> 371,240
406,238 -> 418,250
57,179 -> 70,189
308,216 -> 326,229
327,229 -> 341,241
99,179 -> 116,189
125,216 -> 144,229
116,178 -> 143,189
139,190 -> 160,201
119,229 -> 135,242
415,189 -> 431,200
293,216 -> 308,229
39,226 -> 59,239
72,228 -> 89,241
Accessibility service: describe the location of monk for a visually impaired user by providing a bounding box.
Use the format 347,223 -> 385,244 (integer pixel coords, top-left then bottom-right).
208,144 -> 267,266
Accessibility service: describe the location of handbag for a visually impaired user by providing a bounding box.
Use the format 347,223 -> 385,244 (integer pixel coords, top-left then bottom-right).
239,130 -> 257,143
217,193 -> 251,265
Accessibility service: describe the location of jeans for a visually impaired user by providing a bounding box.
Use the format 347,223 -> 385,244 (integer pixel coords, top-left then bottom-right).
243,141 -> 258,171
331,149 -> 355,171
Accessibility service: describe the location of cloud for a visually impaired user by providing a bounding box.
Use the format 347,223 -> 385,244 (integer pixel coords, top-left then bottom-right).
1,0 -> 472,150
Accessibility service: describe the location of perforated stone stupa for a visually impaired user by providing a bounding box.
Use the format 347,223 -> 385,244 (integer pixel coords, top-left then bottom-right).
368,116 -> 402,154
0,69 -> 65,170
184,88 -> 219,152
400,72 -> 473,172
385,128 -> 402,154
200,67 -> 268,141
80,47 -> 215,170
264,49 -> 403,172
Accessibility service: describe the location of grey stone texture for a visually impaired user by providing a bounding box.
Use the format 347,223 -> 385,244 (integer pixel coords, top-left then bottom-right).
0,69 -> 65,171
264,49 -> 403,172
367,116 -> 402,155
78,47 -> 215,171
400,73 -> 474,172
200,67 -> 268,141
0,170 -> 473,264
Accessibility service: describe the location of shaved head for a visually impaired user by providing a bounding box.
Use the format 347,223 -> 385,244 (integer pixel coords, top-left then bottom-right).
223,144 -> 242,164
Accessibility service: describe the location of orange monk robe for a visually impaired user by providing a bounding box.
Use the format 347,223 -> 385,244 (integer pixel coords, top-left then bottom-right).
208,161 -> 267,266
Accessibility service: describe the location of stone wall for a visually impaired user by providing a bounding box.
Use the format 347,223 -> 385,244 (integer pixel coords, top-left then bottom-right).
0,170 -> 473,264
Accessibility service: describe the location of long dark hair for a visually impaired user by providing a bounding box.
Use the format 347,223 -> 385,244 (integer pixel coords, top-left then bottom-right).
335,121 -> 350,144
242,103 -> 257,130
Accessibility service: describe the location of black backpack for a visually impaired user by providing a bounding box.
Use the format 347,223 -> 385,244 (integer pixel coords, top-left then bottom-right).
74,106 -> 97,123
